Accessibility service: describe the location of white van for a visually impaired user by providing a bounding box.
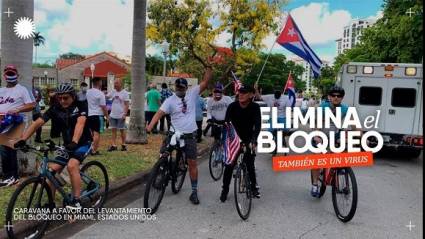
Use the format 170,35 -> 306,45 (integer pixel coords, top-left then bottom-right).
338,62 -> 423,157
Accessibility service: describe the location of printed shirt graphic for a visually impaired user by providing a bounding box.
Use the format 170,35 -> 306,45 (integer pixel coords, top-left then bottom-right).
0,84 -> 34,120
86,88 -> 106,116
207,96 -> 233,121
108,89 -> 129,119
160,85 -> 200,133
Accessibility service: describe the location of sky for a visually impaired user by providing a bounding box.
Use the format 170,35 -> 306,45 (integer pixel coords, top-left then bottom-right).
1,0 -> 384,65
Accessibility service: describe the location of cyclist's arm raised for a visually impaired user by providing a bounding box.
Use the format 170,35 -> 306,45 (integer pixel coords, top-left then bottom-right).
199,67 -> 213,93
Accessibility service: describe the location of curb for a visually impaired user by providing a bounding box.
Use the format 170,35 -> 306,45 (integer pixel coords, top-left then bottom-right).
0,141 -> 211,239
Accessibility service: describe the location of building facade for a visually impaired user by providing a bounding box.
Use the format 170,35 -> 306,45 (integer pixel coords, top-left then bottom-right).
336,19 -> 376,55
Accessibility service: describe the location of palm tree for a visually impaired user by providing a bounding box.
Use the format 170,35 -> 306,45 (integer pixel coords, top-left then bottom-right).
1,0 -> 35,174
126,0 -> 148,144
33,32 -> 45,64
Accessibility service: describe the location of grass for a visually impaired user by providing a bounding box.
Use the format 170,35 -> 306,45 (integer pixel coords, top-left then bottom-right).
0,129 -> 198,227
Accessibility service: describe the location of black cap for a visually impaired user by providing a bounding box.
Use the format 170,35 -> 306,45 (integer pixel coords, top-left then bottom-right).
238,84 -> 254,93
175,78 -> 188,88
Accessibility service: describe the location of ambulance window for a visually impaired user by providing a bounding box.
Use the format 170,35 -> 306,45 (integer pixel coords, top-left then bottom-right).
359,87 -> 382,106
391,88 -> 416,107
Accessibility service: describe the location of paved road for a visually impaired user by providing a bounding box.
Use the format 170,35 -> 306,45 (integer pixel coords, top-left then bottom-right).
71,148 -> 423,239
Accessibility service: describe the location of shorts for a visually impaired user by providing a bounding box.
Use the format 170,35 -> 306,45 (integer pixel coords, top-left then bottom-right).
88,115 -> 104,133
160,132 -> 198,160
109,117 -> 127,129
54,144 -> 92,165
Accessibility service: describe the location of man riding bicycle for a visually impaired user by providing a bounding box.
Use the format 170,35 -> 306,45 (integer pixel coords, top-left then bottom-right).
220,84 -> 262,202
310,86 -> 349,197
147,67 -> 212,205
15,83 -> 93,209
206,83 -> 233,140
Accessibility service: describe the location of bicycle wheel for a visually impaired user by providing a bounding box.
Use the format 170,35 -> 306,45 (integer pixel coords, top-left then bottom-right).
234,165 -> 252,220
80,160 -> 109,209
332,167 -> 358,222
209,143 -> 224,181
6,177 -> 54,239
144,157 -> 168,214
171,150 -> 187,193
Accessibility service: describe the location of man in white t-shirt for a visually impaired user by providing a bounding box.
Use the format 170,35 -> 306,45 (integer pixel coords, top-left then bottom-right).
86,78 -> 109,155
0,65 -> 35,187
205,83 -> 232,140
107,79 -> 129,152
147,67 -> 212,205
259,89 -> 291,124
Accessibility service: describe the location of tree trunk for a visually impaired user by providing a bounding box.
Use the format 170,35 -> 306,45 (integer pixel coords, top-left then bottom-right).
126,0 -> 148,144
1,0 -> 36,175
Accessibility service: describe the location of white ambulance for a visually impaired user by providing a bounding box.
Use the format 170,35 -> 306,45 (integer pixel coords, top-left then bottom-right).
338,62 -> 423,157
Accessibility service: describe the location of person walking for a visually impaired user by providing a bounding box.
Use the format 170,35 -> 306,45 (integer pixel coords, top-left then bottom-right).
195,95 -> 206,143
107,79 -> 130,152
86,78 -> 109,155
159,83 -> 173,132
146,83 -> 161,134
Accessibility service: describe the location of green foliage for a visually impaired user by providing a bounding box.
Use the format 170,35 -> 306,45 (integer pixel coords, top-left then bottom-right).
313,65 -> 336,96
33,32 -> 45,47
333,0 -> 423,73
32,63 -> 54,68
59,52 -> 85,60
147,0 -> 287,81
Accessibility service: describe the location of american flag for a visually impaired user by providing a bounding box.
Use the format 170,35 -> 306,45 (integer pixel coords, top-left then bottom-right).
231,71 -> 242,94
222,123 -> 241,165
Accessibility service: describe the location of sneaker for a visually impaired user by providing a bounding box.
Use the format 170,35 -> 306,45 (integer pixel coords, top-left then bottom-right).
107,146 -> 118,152
220,189 -> 228,203
252,189 -> 261,199
0,177 -> 19,187
189,192 -> 200,205
66,199 -> 82,211
311,184 -> 319,198
121,145 -> 127,151
91,151 -> 101,156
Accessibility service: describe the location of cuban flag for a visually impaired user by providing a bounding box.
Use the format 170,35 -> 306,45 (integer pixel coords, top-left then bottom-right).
283,73 -> 296,107
277,14 -> 322,78
231,71 -> 242,94
222,123 -> 241,166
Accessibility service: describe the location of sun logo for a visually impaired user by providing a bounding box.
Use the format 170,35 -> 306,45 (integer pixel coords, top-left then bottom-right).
13,17 -> 35,40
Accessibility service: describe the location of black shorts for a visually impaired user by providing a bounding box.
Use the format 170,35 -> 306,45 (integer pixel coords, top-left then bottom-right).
160,132 -> 198,160
88,115 -> 102,133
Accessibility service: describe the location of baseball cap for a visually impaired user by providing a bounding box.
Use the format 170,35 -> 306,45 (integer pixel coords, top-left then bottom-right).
175,78 -> 188,88
238,84 -> 254,93
213,83 -> 224,92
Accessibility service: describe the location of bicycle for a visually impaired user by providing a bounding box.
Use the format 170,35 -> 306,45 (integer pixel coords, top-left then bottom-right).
311,167 -> 358,222
5,140 -> 109,239
310,136 -> 358,222
206,121 -> 225,181
233,143 -> 254,220
143,130 -> 189,214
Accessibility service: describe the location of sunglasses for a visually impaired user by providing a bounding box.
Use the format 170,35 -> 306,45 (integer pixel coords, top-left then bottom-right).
330,94 -> 343,98
57,95 -> 72,101
181,98 -> 187,114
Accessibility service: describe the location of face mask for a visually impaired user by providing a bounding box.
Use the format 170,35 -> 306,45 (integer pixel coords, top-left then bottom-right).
81,87 -> 87,92
175,90 -> 186,98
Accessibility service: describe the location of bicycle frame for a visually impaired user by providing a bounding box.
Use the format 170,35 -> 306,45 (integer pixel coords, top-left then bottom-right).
37,151 -> 100,204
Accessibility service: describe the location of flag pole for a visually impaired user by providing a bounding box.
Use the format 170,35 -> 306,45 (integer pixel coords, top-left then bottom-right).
255,12 -> 290,86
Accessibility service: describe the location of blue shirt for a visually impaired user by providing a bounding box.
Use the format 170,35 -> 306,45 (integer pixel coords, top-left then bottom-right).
195,96 -> 205,121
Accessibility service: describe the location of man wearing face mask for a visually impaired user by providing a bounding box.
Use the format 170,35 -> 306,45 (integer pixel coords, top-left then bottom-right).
147,67 -> 212,205
206,83 -> 232,140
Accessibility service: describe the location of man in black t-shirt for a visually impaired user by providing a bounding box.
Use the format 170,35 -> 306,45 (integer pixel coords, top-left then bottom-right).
220,85 -> 262,202
15,83 -> 92,209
